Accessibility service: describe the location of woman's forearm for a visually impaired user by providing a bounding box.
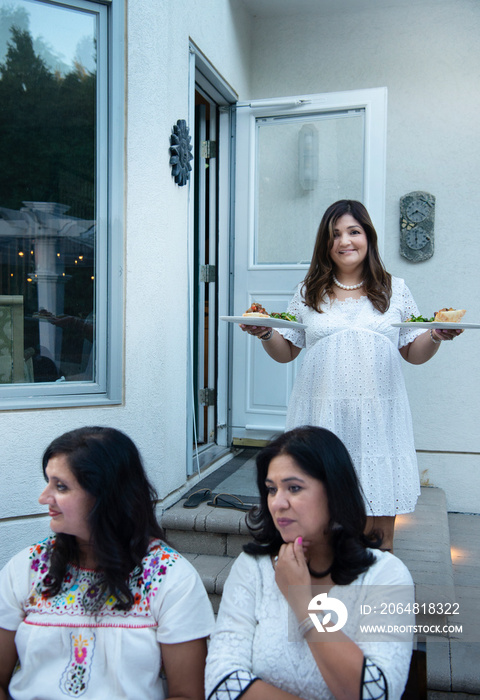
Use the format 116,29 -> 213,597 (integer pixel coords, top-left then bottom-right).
303,628 -> 365,700
286,591 -> 364,700
259,330 -> 301,363
239,631 -> 364,700
274,542 -> 365,700
0,628 -> 17,700
401,327 -> 462,365
400,329 -> 440,364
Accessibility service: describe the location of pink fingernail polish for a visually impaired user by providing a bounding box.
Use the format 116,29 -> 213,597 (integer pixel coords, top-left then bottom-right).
298,536 -> 303,545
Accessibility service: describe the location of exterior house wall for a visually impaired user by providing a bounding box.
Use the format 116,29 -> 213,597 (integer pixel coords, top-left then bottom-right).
0,0 -> 252,568
248,0 -> 480,512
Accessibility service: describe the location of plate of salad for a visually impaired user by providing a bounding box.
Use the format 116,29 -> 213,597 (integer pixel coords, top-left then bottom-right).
221,303 -> 306,330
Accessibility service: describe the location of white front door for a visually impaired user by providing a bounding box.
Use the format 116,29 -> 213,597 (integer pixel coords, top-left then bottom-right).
230,89 -> 387,443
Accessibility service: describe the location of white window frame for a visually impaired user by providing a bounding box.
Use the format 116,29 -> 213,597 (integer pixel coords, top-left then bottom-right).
0,0 -> 124,410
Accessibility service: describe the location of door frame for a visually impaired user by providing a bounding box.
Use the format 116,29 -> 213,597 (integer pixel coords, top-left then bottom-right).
186,44 -> 237,475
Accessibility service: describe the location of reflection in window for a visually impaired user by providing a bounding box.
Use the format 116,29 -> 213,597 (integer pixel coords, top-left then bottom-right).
0,0 -> 96,384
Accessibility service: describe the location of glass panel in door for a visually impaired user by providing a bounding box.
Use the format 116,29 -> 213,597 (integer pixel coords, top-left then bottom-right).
255,110 -> 364,266
232,104 -> 369,443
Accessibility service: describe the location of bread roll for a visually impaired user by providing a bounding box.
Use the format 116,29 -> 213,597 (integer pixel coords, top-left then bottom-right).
434,308 -> 466,322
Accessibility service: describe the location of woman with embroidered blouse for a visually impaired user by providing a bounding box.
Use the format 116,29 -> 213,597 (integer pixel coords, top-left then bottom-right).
205,426 -> 414,700
241,200 -> 463,551
0,426 -> 214,700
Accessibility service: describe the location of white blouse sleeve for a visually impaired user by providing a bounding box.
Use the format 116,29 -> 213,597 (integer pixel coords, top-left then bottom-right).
0,547 -> 31,630
150,554 -> 215,645
277,283 -> 306,349
396,279 -> 426,348
205,553 -> 260,699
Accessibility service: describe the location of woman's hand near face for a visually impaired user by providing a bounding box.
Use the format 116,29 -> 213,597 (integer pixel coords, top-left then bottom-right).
274,537 -> 313,620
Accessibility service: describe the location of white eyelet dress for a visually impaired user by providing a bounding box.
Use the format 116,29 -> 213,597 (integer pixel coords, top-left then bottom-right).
278,277 -> 425,516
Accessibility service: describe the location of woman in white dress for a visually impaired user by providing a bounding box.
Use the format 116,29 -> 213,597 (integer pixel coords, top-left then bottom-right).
205,426 -> 415,700
242,200 -> 462,550
0,426 -> 214,700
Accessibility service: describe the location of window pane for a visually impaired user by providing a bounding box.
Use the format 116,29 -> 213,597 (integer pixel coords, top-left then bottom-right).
255,111 -> 364,265
0,0 -> 96,384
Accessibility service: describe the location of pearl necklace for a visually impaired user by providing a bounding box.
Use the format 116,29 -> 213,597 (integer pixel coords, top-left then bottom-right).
332,274 -> 364,291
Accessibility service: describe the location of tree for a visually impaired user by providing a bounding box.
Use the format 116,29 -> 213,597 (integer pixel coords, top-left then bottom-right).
0,26 -> 95,216
0,5 -> 29,63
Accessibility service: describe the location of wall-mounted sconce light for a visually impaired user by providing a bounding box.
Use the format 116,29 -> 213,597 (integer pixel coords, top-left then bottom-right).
298,123 -> 318,191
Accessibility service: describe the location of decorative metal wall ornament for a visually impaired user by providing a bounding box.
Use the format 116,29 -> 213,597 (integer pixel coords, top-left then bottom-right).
169,119 -> 193,186
400,191 -> 435,262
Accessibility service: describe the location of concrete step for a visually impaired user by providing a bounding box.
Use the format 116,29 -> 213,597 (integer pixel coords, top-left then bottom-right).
182,552 -> 234,613
393,490 -> 480,695
162,499 -> 250,558
394,487 -> 455,606
426,513 -> 480,696
161,500 -> 245,612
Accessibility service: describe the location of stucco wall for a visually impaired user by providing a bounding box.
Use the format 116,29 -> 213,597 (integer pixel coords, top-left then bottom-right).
248,0 -> 480,512
0,0 -> 252,568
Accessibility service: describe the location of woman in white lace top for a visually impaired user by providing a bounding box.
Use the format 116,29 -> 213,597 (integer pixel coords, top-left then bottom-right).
241,200 -> 462,550
205,427 -> 415,700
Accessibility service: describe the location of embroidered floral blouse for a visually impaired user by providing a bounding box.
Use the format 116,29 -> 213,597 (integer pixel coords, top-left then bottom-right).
0,536 -> 214,699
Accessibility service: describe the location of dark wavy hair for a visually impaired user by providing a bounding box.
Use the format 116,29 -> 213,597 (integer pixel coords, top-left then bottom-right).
302,200 -> 392,313
244,426 -> 380,585
41,426 -> 164,610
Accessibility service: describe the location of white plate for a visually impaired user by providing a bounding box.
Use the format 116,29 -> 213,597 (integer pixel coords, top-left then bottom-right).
391,322 -> 480,329
221,315 -> 306,330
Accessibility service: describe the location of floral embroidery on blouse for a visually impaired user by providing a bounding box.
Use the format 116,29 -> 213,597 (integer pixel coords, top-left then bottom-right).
60,631 -> 95,697
24,537 -> 179,626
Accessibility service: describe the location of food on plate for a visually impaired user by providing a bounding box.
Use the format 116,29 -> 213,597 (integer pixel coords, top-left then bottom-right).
406,307 -> 466,323
406,314 -> 434,322
243,302 -> 270,318
270,312 -> 298,322
433,307 -> 466,323
242,303 -> 297,322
